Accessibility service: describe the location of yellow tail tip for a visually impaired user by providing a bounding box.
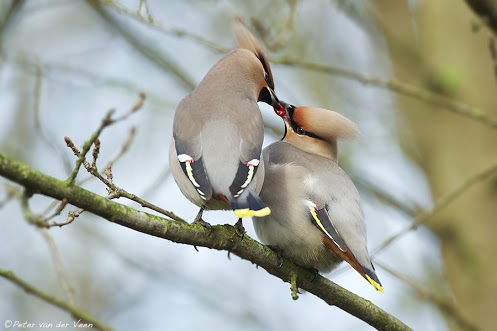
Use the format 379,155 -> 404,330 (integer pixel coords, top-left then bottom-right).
365,275 -> 384,293
233,207 -> 271,218
253,207 -> 271,217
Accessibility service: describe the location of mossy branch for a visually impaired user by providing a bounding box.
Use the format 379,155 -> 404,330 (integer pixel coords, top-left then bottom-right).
0,268 -> 112,331
0,152 -> 412,331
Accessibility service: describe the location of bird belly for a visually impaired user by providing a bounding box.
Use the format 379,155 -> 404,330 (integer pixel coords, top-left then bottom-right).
254,205 -> 342,272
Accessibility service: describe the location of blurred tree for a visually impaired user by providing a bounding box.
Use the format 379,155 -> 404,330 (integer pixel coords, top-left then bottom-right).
376,0 -> 497,330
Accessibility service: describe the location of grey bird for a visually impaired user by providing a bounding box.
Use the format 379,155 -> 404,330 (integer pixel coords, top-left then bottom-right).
253,101 -> 383,291
169,26 -> 279,227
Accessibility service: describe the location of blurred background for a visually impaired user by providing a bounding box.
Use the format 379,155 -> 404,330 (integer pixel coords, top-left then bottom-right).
1,0 -> 496,330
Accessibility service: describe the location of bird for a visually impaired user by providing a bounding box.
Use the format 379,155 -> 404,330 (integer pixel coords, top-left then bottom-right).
252,101 -> 383,292
169,24 -> 280,230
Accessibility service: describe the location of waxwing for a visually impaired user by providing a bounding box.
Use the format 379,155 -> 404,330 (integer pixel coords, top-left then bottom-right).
252,101 -> 383,292
169,23 -> 279,226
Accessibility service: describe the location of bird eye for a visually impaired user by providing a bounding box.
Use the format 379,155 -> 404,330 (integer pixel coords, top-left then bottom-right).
296,126 -> 305,136
264,71 -> 269,82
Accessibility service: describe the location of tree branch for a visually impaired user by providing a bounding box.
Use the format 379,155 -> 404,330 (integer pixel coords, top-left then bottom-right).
0,152 -> 412,331
271,57 -> 497,131
377,261 -> 480,331
0,268 -> 112,331
373,159 -> 497,256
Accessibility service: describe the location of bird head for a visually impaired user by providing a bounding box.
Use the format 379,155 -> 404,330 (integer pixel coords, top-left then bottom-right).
275,100 -> 360,160
233,18 -> 280,109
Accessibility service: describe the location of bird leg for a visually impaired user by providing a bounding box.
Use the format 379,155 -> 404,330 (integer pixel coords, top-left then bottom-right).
267,245 -> 284,268
234,218 -> 246,239
192,208 -> 212,236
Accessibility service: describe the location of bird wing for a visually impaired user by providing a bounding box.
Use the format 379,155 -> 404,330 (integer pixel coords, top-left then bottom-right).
228,140 -> 262,198
172,94 -> 215,201
306,201 -> 383,292
173,136 -> 213,201
307,202 -> 348,252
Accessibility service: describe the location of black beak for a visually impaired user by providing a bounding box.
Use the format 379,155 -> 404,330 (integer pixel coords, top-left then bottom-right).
258,86 -> 280,108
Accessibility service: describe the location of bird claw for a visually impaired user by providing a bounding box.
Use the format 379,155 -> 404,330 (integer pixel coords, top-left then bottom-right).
234,218 -> 245,240
268,245 -> 284,268
193,210 -> 212,236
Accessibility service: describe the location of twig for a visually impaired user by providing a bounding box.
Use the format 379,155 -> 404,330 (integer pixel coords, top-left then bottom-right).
19,191 -> 75,302
45,199 -> 69,221
32,67 -> 73,175
2,51 -> 171,108
88,0 -> 198,92
96,0 -> 228,54
65,93 -> 145,185
0,268 -> 112,331
0,184 -> 18,208
65,208 -> 85,226
377,261 -> 480,331
137,0 -> 153,22
65,136 -> 184,222
77,126 -> 136,186
39,229 -> 75,306
0,153 -> 412,331
271,57 -> 497,131
105,126 -> 136,170
373,159 -> 497,256
63,94 -> 184,222
65,110 -> 113,185
250,0 -> 297,51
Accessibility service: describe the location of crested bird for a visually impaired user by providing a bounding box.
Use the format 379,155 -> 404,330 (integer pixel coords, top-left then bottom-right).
169,24 -> 280,230
252,101 -> 383,291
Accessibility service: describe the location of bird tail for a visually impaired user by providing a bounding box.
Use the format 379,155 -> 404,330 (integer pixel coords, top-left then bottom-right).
229,191 -> 270,218
363,263 -> 383,292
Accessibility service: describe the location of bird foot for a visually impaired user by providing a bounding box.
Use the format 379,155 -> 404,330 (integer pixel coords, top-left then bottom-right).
234,218 -> 245,240
193,209 -> 212,236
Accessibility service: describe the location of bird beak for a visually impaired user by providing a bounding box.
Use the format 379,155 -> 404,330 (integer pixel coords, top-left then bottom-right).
268,86 -> 281,110
259,85 -> 281,110
275,100 -> 293,122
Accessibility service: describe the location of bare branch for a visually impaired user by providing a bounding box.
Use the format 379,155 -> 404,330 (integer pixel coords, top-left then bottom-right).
377,261 -> 480,331
373,159 -> 497,255
96,0 -> 229,53
0,184 -> 18,208
88,0 -> 198,92
65,93 -> 145,185
0,268 -> 112,331
271,57 -> 497,131
39,229 -> 75,306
